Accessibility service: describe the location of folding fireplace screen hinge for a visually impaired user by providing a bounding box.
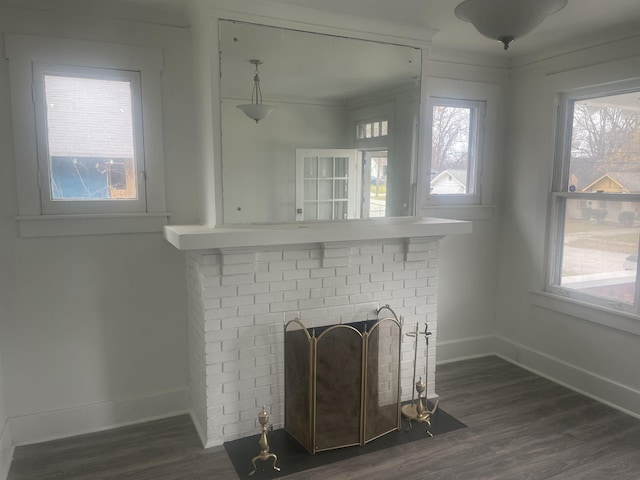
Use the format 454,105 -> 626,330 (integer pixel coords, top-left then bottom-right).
284,314 -> 402,454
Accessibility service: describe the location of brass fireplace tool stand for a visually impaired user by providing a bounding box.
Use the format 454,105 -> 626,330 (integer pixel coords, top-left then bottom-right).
249,405 -> 280,476
401,323 -> 439,436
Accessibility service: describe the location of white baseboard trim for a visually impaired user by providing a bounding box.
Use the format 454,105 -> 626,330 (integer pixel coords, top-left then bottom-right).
0,420 -> 14,480
189,409 -> 208,448
10,387 -> 190,446
436,335 -> 496,364
494,335 -> 640,420
434,335 -> 640,420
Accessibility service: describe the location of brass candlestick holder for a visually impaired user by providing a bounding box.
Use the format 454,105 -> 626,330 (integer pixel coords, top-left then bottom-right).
249,405 -> 280,476
401,323 -> 439,436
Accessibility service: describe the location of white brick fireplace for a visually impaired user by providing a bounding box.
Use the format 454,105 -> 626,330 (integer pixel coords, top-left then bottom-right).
165,218 -> 471,447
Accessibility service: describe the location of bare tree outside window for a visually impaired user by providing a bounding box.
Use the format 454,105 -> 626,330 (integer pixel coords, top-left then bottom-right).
430,101 -> 481,197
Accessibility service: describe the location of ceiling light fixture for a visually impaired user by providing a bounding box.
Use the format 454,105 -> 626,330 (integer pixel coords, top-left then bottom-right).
237,59 -> 277,123
454,0 -> 568,50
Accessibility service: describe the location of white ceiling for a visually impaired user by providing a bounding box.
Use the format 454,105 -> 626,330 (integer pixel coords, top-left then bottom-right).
2,0 -> 639,59
267,0 -> 640,58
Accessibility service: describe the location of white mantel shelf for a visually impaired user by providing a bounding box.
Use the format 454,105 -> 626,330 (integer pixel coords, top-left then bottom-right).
163,217 -> 472,250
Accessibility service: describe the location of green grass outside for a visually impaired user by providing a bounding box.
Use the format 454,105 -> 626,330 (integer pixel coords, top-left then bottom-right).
370,184 -> 386,195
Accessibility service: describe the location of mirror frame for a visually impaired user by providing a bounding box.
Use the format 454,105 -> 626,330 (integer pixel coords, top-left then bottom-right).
203,4 -> 433,226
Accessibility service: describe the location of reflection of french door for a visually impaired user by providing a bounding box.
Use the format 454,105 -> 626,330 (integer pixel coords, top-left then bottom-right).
296,149 -> 358,221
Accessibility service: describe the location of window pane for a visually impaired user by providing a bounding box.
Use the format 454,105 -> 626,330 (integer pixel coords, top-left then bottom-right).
304,180 -> 317,201
373,122 -> 380,137
335,179 -> 348,199
568,92 -> 640,194
319,157 -> 333,178
334,201 -> 348,220
356,124 -> 365,140
303,202 -> 317,221
365,123 -> 372,139
318,180 -> 333,201
304,156 -> 318,178
334,157 -> 348,177
44,74 -> 137,200
430,105 -> 472,195
559,198 -> 640,304
318,202 -> 332,220
381,120 -> 388,136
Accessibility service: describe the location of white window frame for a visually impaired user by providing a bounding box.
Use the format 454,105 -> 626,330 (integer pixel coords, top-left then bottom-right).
5,34 -> 168,236
546,83 -> 640,315
418,78 -> 498,219
427,97 -> 484,205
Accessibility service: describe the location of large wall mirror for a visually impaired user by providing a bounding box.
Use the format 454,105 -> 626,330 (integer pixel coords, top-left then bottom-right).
219,20 -> 422,224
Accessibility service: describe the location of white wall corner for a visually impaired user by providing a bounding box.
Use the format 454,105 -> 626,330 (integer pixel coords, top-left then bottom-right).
0,420 -> 14,480
189,409 -> 208,448
436,335 -> 496,364
9,388 -> 190,446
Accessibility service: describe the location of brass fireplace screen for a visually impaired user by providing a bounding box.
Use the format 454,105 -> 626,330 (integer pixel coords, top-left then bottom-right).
284,317 -> 402,454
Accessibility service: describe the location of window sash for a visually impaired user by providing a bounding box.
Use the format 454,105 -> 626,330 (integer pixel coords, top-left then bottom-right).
547,86 -> 640,314
33,63 -> 147,215
426,97 -> 484,205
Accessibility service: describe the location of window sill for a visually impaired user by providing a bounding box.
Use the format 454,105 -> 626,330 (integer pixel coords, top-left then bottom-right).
418,205 -> 495,221
17,213 -> 170,237
529,290 -> 640,336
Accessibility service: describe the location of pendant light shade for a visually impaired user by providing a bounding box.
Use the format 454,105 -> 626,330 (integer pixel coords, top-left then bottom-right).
454,0 -> 568,50
237,59 -> 277,123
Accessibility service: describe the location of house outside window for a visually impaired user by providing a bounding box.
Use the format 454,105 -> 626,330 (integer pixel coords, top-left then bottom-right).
547,88 -> 640,313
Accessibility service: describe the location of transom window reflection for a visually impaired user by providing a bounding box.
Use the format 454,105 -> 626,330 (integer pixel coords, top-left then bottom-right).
356,119 -> 388,140
549,89 -> 640,311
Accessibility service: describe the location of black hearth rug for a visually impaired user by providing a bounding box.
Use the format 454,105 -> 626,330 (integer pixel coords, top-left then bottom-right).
223,404 -> 466,479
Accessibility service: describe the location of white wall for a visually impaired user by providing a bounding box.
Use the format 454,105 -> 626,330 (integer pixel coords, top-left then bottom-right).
0,6 -> 199,444
421,52 -> 508,362
496,37 -> 640,417
0,345 -> 12,480
221,99 -> 350,224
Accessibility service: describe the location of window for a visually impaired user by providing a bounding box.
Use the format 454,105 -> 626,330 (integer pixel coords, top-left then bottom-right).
6,34 -> 167,236
428,98 -> 484,202
548,88 -> 640,313
33,65 -> 145,214
356,119 -> 388,140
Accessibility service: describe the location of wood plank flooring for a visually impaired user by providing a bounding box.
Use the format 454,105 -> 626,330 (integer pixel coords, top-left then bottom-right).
8,356 -> 640,479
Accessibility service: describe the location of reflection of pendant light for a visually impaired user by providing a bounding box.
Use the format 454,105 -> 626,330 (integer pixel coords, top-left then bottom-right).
454,0 -> 568,50
237,59 -> 277,123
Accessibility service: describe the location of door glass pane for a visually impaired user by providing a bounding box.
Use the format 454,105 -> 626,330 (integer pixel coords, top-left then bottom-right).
303,202 -> 317,221
318,180 -> 333,201
334,157 -> 348,177
568,92 -> 640,194
318,202 -> 332,220
304,157 -> 318,178
45,74 -> 138,201
319,157 -> 333,178
335,180 -> 348,200
304,180 -> 317,201
334,201 -> 348,220
560,198 -> 640,304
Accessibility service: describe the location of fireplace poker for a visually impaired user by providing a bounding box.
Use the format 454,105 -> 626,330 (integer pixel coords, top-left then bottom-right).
401,323 -> 438,435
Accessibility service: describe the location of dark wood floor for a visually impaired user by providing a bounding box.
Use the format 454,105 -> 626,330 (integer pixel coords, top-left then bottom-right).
8,356 -> 640,479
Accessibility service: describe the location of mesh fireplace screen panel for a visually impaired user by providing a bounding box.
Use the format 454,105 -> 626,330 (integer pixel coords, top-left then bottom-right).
365,319 -> 401,442
315,326 -> 363,451
284,322 -> 312,452
284,318 -> 401,454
